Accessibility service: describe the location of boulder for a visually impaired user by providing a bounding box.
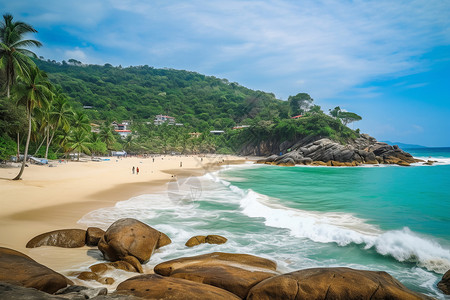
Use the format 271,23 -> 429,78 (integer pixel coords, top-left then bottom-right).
0,247 -> 69,294
156,232 -> 172,249
90,260 -> 139,274
0,282 -> 67,300
55,285 -> 108,299
185,235 -> 206,247
122,255 -> 144,273
154,252 -> 277,298
115,274 -> 241,299
205,235 -> 227,245
438,269 -> 450,294
85,227 -> 105,246
97,218 -> 160,263
247,267 -> 433,300
77,271 -> 99,281
26,229 -> 86,248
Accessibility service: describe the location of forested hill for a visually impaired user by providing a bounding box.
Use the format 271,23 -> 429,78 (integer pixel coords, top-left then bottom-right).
35,59 -> 289,130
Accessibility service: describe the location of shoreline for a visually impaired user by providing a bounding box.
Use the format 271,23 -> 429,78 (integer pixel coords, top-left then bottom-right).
0,155 -> 247,271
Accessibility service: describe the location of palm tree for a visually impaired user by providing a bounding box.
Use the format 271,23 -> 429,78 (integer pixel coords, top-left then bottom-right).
45,92 -> 73,158
12,66 -> 52,180
67,128 -> 91,161
99,124 -> 117,150
72,111 -> 90,132
0,13 -> 42,98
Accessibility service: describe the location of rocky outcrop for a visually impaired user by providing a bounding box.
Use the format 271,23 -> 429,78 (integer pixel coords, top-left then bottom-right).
0,247 -> 70,294
185,235 -> 228,247
97,218 -> 162,263
156,232 -> 172,249
438,269 -> 450,294
26,229 -> 87,248
255,134 -> 420,167
246,267 -> 433,300
85,227 -> 105,246
115,274 -> 241,299
154,252 -> 277,298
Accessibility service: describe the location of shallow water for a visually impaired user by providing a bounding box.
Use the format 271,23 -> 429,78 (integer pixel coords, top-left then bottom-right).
78,148 -> 450,298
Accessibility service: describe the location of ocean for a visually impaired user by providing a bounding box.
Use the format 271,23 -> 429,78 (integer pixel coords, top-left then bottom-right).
79,148 -> 450,298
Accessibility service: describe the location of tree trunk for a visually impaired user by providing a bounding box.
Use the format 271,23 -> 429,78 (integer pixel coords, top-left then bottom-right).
44,128 -> 50,159
13,112 -> 32,180
16,132 -> 20,159
6,84 -> 10,99
34,135 -> 46,156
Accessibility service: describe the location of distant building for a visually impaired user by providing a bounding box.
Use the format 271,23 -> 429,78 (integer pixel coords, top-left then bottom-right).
83,105 -> 93,109
115,129 -> 132,139
232,125 -> 250,130
189,132 -> 202,138
154,115 -> 175,125
210,130 -> 225,135
291,115 -> 303,119
90,123 -> 100,133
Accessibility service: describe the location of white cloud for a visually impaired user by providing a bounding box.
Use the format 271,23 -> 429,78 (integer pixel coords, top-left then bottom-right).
64,47 -> 88,63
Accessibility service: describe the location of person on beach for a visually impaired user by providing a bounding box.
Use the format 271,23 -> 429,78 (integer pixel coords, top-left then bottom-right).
180,161 -> 182,167
136,167 -> 139,175
132,166 -> 135,174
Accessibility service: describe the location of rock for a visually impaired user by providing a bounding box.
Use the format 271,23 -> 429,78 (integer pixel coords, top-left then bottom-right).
205,235 -> 227,245
274,157 -> 295,166
122,255 -> 144,273
90,260 -> 139,274
0,247 -> 69,294
77,271 -> 99,281
247,267 -> 433,300
97,277 -> 115,285
97,218 -> 160,263
156,232 -> 172,249
26,229 -> 86,248
154,252 -> 277,298
55,285 -> 108,298
115,274 -> 241,299
185,235 -> 206,247
86,227 -> 105,246
438,269 -> 450,294
0,282 -> 68,300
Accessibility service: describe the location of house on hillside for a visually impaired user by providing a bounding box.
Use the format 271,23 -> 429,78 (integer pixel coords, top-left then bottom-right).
210,130 -> 225,135
291,115 -> 303,119
154,115 -> 175,125
232,125 -> 250,130
90,123 -> 100,133
112,121 -> 132,138
115,129 -> 132,139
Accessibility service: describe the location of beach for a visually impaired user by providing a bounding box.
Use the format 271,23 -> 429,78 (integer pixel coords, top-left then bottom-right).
0,155 -> 245,272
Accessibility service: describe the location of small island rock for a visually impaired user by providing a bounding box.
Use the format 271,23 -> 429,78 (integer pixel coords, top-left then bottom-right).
26,229 -> 86,248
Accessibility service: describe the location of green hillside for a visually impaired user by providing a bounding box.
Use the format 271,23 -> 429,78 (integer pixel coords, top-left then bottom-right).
35,59 -> 289,131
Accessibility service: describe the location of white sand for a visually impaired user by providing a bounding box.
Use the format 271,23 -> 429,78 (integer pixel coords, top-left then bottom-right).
0,155 -> 245,271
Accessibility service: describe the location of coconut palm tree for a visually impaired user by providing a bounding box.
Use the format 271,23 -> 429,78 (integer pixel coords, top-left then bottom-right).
0,13 -> 42,98
72,111 -> 90,132
45,92 -> 73,158
67,128 -> 91,161
12,66 -> 52,180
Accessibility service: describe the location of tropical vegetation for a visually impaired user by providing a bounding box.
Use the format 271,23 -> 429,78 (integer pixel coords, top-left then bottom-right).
0,13 -> 363,179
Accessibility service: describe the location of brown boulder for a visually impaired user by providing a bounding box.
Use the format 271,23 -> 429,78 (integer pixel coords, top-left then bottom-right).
77,271 -> 98,281
156,232 -> 172,249
85,227 -> 105,246
155,252 -> 277,276
97,218 -> 160,263
90,260 -> 139,274
205,235 -> 227,245
154,252 -> 277,298
122,255 -> 144,273
0,247 -> 69,294
115,274 -> 241,299
26,229 -> 86,248
438,269 -> 450,294
185,235 -> 206,247
247,267 -> 433,300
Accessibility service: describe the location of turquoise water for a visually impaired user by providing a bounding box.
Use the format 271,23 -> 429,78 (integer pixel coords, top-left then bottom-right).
79,148 -> 450,299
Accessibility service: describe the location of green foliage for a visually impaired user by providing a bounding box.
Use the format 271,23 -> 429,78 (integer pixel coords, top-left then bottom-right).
0,134 -> 16,161
288,93 -> 313,116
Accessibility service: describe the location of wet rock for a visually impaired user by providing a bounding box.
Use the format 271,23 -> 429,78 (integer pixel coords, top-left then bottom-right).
154,252 -> 277,298
85,227 -> 105,246
0,247 -> 69,294
90,260 -> 139,274
26,229 -> 86,248
77,271 -> 99,281
55,285 -> 108,298
156,232 -> 172,249
185,235 -> 206,247
0,282 -> 68,300
115,274 -> 241,299
247,267 -> 433,300
205,235 -> 227,245
122,255 -> 143,273
438,269 -> 450,294
97,218 -> 160,263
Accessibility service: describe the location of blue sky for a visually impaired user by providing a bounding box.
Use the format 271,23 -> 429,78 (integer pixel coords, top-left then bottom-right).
4,0 -> 450,146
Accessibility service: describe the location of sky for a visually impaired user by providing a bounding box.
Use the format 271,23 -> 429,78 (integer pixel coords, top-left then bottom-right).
3,0 -> 450,146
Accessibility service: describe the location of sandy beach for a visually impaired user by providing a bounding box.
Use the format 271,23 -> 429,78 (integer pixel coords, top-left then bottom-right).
0,155 -> 245,272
